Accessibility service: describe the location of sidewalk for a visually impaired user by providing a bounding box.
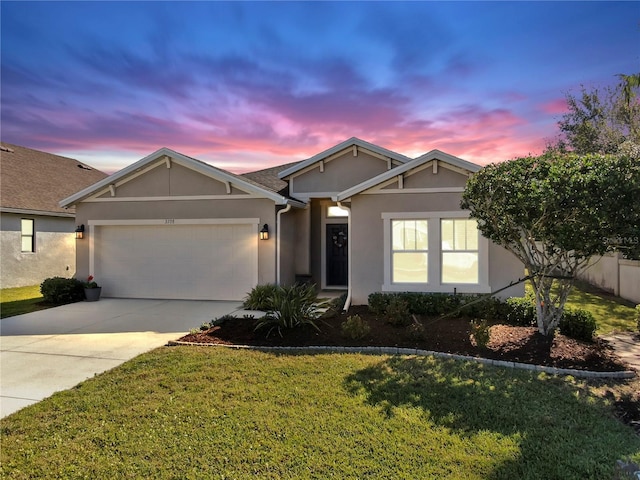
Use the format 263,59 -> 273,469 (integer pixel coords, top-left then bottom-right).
602,332 -> 640,372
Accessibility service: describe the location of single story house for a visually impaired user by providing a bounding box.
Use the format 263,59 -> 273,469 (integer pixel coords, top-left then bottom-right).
60,138 -> 524,305
1,142 -> 107,288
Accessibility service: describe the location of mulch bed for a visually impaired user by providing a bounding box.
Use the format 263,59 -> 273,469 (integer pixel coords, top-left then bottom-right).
177,305 -> 629,373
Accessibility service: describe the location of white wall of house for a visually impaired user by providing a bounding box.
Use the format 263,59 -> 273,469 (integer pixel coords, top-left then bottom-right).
578,252 -> 640,304
0,213 -> 76,288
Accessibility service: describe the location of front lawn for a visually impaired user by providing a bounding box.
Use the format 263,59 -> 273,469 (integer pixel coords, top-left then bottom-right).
0,285 -> 46,319
1,348 -> 638,479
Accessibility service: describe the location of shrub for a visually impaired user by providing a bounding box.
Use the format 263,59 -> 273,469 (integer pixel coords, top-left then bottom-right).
243,284 -> 279,311
636,305 -> 640,333
341,314 -> 370,340
470,319 -> 491,348
459,295 -> 505,320
559,308 -> 597,342
505,295 -> 537,326
40,277 -> 84,305
368,292 -> 390,316
254,283 -> 321,337
385,296 -> 411,326
331,292 -> 348,312
407,317 -> 426,340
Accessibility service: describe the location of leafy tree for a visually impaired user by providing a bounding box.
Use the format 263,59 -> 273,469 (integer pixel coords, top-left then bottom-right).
461,152 -> 640,336
554,75 -> 640,155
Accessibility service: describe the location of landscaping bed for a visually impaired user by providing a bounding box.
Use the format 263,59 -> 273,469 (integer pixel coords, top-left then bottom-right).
177,305 -> 628,373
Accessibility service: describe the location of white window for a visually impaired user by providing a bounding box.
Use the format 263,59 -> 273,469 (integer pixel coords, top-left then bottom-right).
21,218 -> 35,253
382,212 -> 489,294
441,219 -> 479,284
327,205 -> 349,218
391,220 -> 428,283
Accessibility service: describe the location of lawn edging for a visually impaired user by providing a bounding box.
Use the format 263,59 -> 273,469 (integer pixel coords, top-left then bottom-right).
166,341 -> 636,379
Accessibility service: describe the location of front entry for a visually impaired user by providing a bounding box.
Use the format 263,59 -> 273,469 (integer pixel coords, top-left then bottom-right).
326,224 -> 348,287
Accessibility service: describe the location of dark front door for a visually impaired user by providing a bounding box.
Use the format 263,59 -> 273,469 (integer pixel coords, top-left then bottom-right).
326,224 -> 348,286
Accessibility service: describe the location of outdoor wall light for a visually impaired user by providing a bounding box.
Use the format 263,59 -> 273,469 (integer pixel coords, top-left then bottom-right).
259,224 -> 269,240
75,224 -> 85,240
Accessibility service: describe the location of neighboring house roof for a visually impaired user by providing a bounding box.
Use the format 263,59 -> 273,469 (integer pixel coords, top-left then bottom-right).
336,149 -> 480,201
0,142 -> 108,217
59,147 -> 306,208
278,137 -> 412,179
241,161 -> 301,193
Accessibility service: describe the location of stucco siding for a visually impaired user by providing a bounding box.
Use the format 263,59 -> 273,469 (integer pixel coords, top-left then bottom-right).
292,151 -> 390,195
278,207 -> 298,286
401,165 -> 468,189
74,198 -> 277,287
97,163 -> 246,198
1,213 -> 76,288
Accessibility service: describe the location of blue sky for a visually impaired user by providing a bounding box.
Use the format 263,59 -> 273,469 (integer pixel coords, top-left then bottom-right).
1,1 -> 638,173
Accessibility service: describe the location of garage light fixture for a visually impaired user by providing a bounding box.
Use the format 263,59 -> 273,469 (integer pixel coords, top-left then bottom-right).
260,224 -> 269,240
75,224 -> 85,240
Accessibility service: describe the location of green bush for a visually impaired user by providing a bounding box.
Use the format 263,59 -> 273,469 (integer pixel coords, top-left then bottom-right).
559,308 -> 597,342
636,305 -> 640,333
243,284 -> 279,310
385,296 -> 411,326
40,277 -> 84,305
341,314 -> 370,340
470,319 -> 491,348
505,295 -> 537,326
254,283 -> 321,337
367,292 -> 390,315
459,295 -> 506,320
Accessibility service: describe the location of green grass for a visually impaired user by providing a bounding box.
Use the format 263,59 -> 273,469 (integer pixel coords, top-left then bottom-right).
1,348 -> 638,479
0,285 -> 47,319
526,281 -> 637,335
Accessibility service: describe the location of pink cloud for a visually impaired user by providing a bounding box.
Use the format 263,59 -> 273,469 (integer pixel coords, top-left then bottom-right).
540,98 -> 568,115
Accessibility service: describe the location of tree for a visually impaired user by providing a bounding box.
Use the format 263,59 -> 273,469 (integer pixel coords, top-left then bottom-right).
554,76 -> 640,155
460,152 -> 640,336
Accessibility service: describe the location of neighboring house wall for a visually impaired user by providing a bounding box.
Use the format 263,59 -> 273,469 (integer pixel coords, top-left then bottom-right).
578,253 -> 640,304
0,212 -> 76,288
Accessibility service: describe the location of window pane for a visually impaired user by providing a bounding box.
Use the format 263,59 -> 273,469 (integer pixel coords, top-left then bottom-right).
454,219 -> 467,250
441,220 -> 454,250
21,219 -> 33,235
442,252 -> 478,283
393,252 -> 428,283
405,221 -> 416,250
415,220 -> 428,249
465,220 -> 478,250
21,237 -> 33,252
392,220 -> 405,250
327,206 -> 349,217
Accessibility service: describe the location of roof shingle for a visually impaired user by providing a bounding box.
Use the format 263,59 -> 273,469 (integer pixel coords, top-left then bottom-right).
1,142 -> 108,215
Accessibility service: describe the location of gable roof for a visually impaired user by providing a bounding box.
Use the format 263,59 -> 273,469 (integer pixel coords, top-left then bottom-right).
277,137 -> 412,179
336,149 -> 480,201
1,142 -> 108,217
59,147 -> 305,208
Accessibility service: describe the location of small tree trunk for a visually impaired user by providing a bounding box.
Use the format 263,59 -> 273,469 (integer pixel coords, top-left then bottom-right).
530,276 -> 574,336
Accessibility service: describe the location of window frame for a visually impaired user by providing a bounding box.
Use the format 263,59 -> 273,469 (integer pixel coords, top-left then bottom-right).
390,219 -> 429,284
21,218 -> 35,253
382,211 -> 489,293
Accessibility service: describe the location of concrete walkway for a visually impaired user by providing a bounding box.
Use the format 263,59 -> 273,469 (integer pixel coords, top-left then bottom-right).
0,299 -> 245,418
602,332 -> 640,372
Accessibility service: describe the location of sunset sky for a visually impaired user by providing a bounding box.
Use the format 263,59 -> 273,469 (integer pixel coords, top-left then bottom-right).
1,1 -> 638,174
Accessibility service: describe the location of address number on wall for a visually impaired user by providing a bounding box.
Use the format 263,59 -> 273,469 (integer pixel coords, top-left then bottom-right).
164,219 -> 175,224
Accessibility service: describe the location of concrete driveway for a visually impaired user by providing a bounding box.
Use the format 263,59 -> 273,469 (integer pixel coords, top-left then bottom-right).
0,299 -> 243,418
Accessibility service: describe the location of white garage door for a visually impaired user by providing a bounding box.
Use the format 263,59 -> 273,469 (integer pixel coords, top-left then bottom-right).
94,223 -> 258,300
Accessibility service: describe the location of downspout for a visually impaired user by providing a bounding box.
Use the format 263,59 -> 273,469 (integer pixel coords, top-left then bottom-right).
337,201 -> 352,311
276,204 -> 292,286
